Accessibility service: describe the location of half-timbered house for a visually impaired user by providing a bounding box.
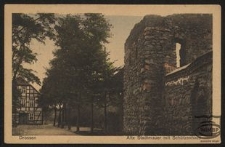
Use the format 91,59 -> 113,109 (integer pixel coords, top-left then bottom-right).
13,78 -> 43,125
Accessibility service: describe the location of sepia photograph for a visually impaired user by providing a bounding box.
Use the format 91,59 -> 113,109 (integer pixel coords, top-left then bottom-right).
4,4 -> 221,144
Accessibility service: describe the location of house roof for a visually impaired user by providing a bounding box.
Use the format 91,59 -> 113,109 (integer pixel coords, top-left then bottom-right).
16,77 -> 30,86
16,77 -> 39,93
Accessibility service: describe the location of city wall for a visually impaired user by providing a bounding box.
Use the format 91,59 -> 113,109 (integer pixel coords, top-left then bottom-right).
123,14 -> 212,135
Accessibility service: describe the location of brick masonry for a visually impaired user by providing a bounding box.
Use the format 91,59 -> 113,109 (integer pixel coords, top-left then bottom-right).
123,14 -> 212,135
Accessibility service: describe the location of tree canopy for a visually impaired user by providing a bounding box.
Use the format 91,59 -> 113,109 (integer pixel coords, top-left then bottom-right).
12,13 -> 56,84
39,13 -> 115,108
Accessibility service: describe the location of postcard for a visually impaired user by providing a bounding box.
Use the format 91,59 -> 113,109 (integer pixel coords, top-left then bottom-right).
4,4 -> 221,144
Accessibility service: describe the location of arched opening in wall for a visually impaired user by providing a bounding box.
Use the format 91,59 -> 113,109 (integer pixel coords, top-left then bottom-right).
174,38 -> 186,67
176,43 -> 181,68
191,82 -> 211,135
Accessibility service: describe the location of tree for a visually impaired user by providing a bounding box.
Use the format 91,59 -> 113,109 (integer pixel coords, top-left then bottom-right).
39,13 -> 113,133
12,13 -> 56,83
94,66 -> 124,134
38,68 -> 62,126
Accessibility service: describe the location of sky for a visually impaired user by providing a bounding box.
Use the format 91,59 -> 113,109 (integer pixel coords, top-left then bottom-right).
24,15 -> 143,90
19,5 -> 218,90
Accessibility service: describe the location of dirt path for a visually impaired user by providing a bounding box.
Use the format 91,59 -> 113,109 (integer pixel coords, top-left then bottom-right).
12,124 -> 78,135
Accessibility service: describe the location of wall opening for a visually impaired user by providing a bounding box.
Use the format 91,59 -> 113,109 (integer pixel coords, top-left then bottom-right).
174,38 -> 186,67
176,43 -> 181,68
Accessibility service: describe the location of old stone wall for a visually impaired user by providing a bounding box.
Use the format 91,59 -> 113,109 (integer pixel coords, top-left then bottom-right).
164,51 -> 212,135
124,26 -> 173,135
123,14 -> 212,135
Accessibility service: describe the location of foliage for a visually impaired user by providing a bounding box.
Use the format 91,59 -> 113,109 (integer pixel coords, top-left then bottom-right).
12,13 -> 56,84
12,13 -> 57,125
39,13 -> 114,108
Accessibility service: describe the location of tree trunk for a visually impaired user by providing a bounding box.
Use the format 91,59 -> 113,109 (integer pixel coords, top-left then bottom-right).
104,91 -> 107,134
76,103 -> 80,132
63,103 -> 67,128
76,93 -> 80,132
13,44 -> 25,81
67,106 -> 71,130
53,106 -> 57,126
61,104 -> 65,128
91,96 -> 94,133
58,107 -> 62,127
119,92 -> 124,134
41,109 -> 44,125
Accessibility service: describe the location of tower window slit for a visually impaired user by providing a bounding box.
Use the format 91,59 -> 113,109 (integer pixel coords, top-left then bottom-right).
176,43 -> 181,68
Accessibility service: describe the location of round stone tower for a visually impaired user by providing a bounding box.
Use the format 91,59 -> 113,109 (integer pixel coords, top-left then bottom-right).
123,14 -> 212,135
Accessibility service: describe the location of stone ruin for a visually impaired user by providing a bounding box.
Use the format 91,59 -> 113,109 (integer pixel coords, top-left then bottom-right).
123,14 -> 212,135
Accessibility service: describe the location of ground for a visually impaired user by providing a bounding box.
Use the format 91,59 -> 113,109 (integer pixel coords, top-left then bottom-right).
12,124 -> 99,136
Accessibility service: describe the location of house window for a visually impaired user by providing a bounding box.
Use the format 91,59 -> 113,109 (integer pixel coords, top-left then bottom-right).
21,99 -> 26,107
30,100 -> 34,107
21,87 -> 26,94
29,113 -> 34,120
